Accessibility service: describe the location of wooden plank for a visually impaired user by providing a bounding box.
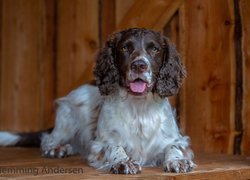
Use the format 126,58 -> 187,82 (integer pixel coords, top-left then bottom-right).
153,0 -> 183,31
241,0 -> 250,155
100,0 -> 116,47
117,0 -> 183,31
163,13 -> 179,115
181,0 -> 236,153
39,0 -> 57,130
164,12 -> 179,45
178,2 -> 187,133
115,0 -> 135,26
56,0 -> 99,97
0,148 -> 250,179
0,0 -> 55,131
233,0 -> 243,155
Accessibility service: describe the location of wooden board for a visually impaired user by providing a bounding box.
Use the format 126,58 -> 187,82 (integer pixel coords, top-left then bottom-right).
116,0 -> 183,31
163,13 -> 180,115
100,0 -> 116,46
180,0 -> 236,153
241,0 -> 250,155
115,0 -> 135,26
0,148 -> 250,179
56,0 -> 99,97
0,0 -> 55,131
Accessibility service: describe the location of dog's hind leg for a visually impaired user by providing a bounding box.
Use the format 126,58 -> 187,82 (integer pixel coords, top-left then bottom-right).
41,98 -> 78,158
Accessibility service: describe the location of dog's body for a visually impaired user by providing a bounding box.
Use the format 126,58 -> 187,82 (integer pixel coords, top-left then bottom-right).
42,83 -> 192,173
0,28 -> 194,174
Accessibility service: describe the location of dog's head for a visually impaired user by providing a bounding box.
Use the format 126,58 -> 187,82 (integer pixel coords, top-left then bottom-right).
94,28 -> 186,97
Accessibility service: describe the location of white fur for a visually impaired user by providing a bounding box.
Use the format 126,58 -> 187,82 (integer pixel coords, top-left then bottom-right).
88,89 -> 191,169
41,84 -> 102,156
0,132 -> 20,146
40,84 -> 194,172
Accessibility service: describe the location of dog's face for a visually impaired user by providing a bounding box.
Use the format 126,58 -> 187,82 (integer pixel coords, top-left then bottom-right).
94,28 -> 186,97
116,30 -> 164,96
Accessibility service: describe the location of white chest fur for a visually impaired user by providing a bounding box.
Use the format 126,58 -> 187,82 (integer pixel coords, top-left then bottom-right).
96,89 -> 180,164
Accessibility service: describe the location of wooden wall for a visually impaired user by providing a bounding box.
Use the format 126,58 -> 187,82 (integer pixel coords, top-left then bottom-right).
1,0 -> 250,155
56,0 -> 98,97
241,0 -> 250,155
0,0 -> 56,131
182,0 -> 236,154
0,0 -> 99,131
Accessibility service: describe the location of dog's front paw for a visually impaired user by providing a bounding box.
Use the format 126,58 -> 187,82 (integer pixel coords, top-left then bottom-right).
164,159 -> 195,173
110,160 -> 142,174
41,144 -> 73,158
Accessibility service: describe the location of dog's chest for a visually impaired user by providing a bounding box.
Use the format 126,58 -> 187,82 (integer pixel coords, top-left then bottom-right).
97,94 -> 176,164
107,95 -> 167,141
113,97 -> 169,162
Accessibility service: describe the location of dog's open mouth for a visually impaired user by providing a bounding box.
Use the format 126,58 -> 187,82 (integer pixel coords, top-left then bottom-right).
129,79 -> 149,94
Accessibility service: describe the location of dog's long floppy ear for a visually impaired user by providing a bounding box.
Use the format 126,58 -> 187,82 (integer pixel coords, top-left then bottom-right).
155,36 -> 186,97
93,32 -> 121,95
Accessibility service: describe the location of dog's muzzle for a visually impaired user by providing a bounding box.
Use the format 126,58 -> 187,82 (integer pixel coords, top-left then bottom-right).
128,58 -> 152,94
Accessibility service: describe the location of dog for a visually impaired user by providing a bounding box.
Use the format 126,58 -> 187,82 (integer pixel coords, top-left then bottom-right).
0,28 -> 195,174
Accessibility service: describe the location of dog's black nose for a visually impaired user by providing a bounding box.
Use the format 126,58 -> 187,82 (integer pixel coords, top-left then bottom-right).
131,60 -> 148,73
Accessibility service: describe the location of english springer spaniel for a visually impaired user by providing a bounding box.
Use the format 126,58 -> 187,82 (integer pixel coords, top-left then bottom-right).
0,28 -> 195,174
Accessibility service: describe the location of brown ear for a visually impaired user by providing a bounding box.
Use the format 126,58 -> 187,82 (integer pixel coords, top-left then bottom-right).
154,37 -> 186,97
93,33 -> 121,95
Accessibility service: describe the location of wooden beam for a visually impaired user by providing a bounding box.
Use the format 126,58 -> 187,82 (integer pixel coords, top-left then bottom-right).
0,0 -> 56,131
233,0 -> 243,155
56,0 -> 99,97
181,0 -> 236,154
153,0 -> 183,31
163,13 -> 180,121
178,2 -> 187,133
99,0 -> 116,47
115,0 -> 135,26
117,0 -> 183,31
241,0 -> 250,155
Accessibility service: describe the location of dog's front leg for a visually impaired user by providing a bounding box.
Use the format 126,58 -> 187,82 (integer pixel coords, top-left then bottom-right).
88,144 -> 141,174
163,144 -> 195,173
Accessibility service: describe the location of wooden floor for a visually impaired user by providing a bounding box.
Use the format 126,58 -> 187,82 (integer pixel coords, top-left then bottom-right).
0,148 -> 250,179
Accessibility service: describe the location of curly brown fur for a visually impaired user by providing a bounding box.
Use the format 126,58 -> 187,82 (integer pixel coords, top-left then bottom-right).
93,28 -> 186,97
93,33 -> 121,95
154,37 -> 186,97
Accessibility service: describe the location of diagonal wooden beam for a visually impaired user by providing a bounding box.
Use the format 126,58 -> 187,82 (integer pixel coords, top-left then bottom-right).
117,0 -> 184,31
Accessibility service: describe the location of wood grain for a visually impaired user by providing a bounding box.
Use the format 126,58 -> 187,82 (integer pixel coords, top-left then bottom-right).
115,0 -> 135,26
117,0 -> 183,31
178,2 -> 188,133
181,0 -> 236,153
241,0 -> 250,155
0,0 -> 55,131
100,0 -> 116,47
56,0 -> 99,97
163,13 -> 180,117
0,148 -> 250,179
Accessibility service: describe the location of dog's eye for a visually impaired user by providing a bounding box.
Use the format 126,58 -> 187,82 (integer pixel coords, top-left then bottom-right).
121,46 -> 129,52
152,47 -> 159,53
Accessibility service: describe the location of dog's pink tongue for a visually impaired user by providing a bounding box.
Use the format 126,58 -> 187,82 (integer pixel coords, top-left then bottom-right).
129,81 -> 147,93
